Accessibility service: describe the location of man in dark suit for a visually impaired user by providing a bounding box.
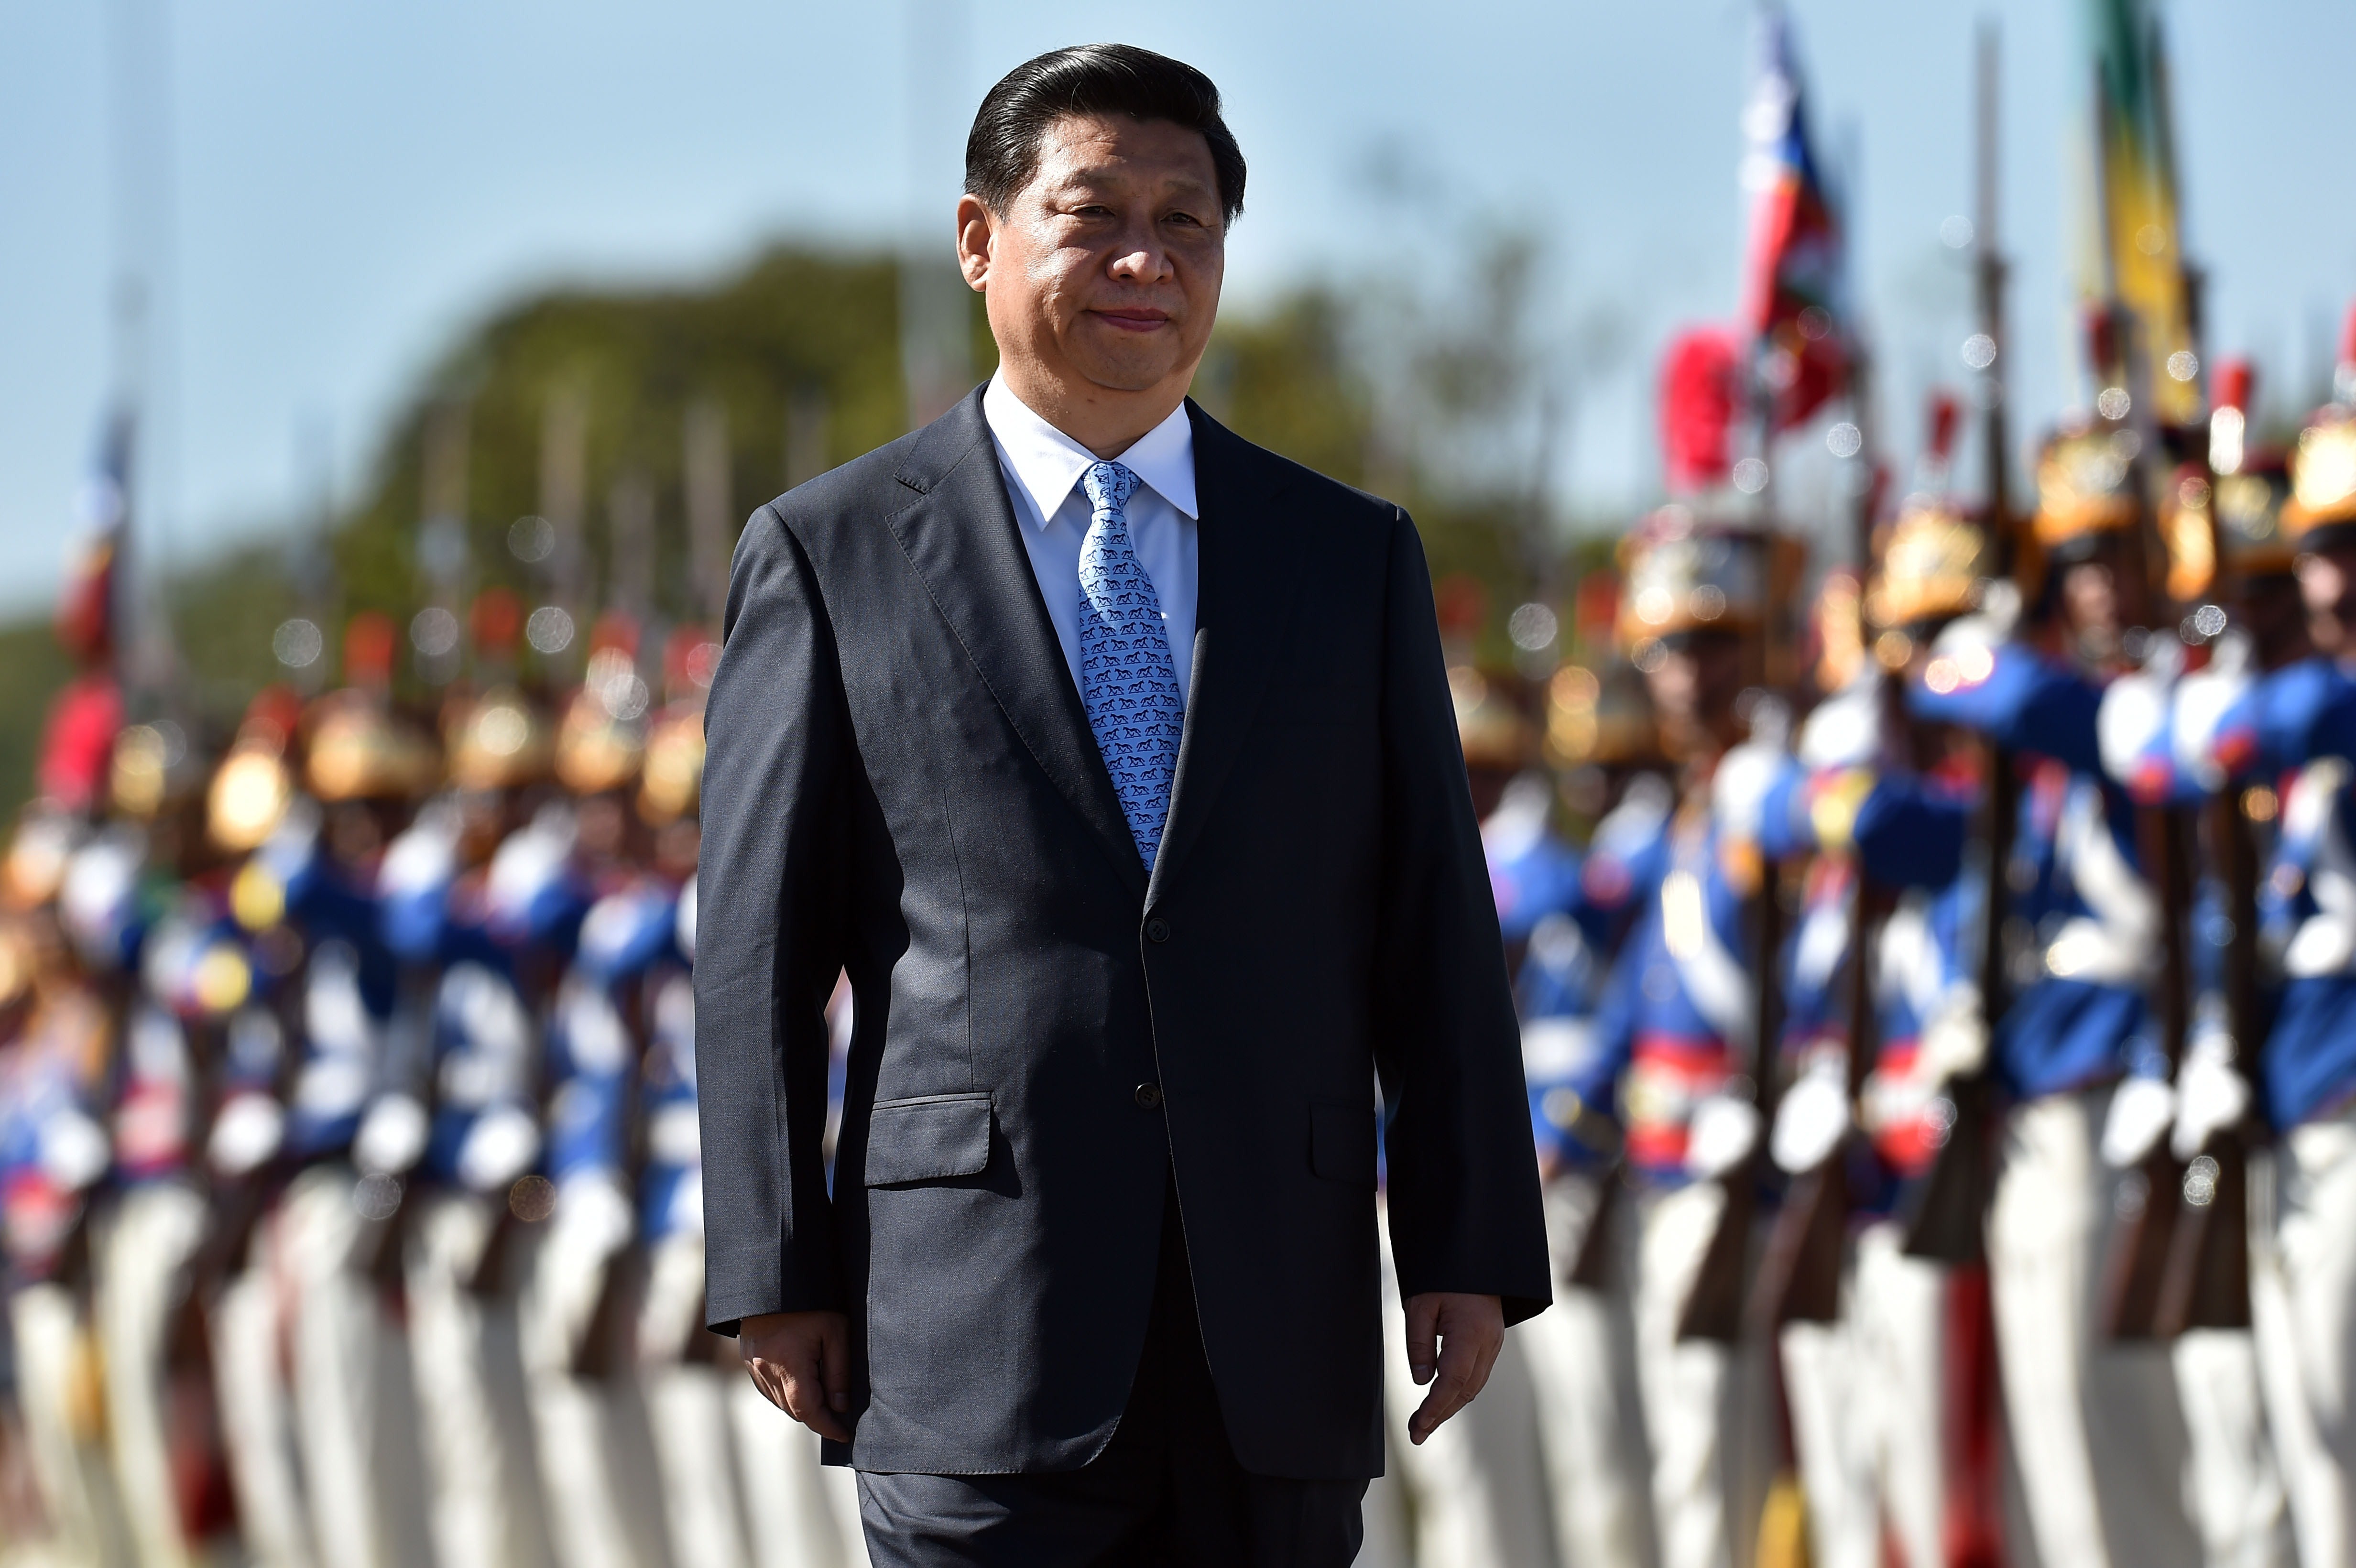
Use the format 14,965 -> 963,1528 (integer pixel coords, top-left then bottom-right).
697,42 -> 1549,1567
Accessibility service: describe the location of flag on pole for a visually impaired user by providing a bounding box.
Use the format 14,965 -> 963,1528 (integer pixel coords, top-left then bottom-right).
2083,0 -> 2198,425
1739,6 -> 1847,431
39,414 -> 134,813
1660,327 -> 1742,495
55,412 -> 131,668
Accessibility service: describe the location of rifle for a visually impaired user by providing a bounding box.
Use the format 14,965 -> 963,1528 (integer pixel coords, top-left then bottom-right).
2152,323 -> 2257,1337
1753,873 -> 1890,1329
2099,798 -> 2193,1339
1904,30 -> 2010,1265
1677,795 -> 1784,1344
1754,348 -> 1891,1329
2150,787 -> 2255,1335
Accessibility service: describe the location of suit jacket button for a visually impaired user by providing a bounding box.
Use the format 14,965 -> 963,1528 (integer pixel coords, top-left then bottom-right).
1146,918 -> 1171,944
1134,1083 -> 1164,1110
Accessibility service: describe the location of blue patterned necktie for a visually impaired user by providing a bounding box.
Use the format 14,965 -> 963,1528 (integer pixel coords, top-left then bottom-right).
1078,461 -> 1184,870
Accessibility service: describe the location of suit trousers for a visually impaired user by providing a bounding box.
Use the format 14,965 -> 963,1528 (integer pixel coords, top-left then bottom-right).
854,1180 -> 1368,1568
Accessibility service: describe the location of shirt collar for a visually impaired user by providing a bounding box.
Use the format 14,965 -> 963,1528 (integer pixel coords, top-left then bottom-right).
982,370 -> 1198,530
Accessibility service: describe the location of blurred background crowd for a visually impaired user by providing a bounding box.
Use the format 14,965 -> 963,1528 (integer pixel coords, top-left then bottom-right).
2,1 -> 2355,1566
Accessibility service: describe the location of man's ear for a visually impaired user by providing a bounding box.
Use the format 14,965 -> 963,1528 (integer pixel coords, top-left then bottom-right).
956,195 -> 994,293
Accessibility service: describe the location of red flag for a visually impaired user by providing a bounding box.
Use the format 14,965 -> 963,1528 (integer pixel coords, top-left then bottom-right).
36,674 -> 122,813
1740,10 -> 1848,430
1660,327 -> 1742,494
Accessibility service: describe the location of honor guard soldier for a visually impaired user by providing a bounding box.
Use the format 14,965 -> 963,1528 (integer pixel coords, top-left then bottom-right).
1758,499 -> 1993,1568
1514,659 -> 1669,1568
524,609 -> 672,1568
1908,421 -> 2205,1568
388,595 -> 566,1568
0,816 -> 128,1567
1368,667 -> 1556,1568
633,626 -> 857,1568
193,686 -> 323,1568
230,612 -> 439,1568
87,716 -> 247,1567
2171,397 -> 2356,1562
2097,376 -> 2315,1568
1587,506 -> 1798,1568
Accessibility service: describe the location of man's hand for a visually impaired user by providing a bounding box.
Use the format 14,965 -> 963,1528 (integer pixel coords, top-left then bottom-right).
739,1309 -> 852,1442
1403,1292 -> 1503,1445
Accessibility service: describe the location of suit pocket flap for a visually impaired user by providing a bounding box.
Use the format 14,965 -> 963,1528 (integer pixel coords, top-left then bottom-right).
864,1093 -> 994,1187
1310,1100 -> 1377,1184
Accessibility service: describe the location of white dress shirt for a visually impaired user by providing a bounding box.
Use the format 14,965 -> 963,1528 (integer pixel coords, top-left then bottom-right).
982,370 -> 1200,708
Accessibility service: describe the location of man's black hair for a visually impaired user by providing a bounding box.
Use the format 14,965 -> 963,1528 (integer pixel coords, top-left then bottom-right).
966,44 -> 1245,226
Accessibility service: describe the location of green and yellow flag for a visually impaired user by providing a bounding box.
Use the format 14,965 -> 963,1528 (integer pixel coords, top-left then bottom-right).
2083,0 -> 2199,425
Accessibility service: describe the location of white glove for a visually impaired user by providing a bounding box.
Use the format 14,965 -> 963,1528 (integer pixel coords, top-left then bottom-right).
207,1092 -> 285,1177
1916,989 -> 1989,1086
1771,1059 -> 1852,1174
1685,1094 -> 1761,1181
2172,1037 -> 2252,1161
1797,676 -> 1883,771
36,1110 -> 110,1192
1712,733 -> 1792,845
456,1105 -> 541,1195
2101,1074 -> 2178,1169
354,1092 -> 429,1179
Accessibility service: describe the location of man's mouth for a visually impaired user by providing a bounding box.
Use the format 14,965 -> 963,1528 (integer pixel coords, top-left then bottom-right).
1092,308 -> 1171,334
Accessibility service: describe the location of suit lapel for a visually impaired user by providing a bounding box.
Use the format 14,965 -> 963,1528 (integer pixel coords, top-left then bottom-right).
884,392 -> 1148,899
1148,403 -> 1307,900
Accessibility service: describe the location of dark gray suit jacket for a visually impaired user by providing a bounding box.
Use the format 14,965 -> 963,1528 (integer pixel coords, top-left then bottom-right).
697,387 -> 1547,1481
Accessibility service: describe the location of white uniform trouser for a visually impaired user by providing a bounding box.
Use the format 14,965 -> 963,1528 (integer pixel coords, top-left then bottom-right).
406,1188 -> 552,1568
2171,1324 -> 2291,1568
1520,1171 -> 1652,1568
1987,1088 -> 2197,1568
641,1228 -> 758,1568
210,1223 -> 314,1568
95,1181 -> 209,1568
280,1166 -> 431,1568
1632,1181 -> 1767,1568
2257,1106 -> 2356,1566
1375,1201 -> 1556,1568
728,1382 -> 868,1568
1775,1220 -> 1945,1568
1355,1451 -> 1413,1568
522,1175 -> 668,1568
636,1228 -> 871,1568
12,1278 -> 131,1567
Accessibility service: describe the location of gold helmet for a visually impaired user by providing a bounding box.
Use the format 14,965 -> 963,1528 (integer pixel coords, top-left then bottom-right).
206,687 -> 306,851
446,686 -> 553,792
1868,499 -> 1990,631
306,690 -> 440,803
2284,408 -> 2356,547
638,707 -> 706,824
109,722 -> 202,820
556,615 -> 649,796
1449,667 -> 1534,769
2032,423 -> 2143,550
2162,456 -> 2295,598
1544,663 -> 1658,768
1615,507 -> 1769,646
2,811 -> 80,911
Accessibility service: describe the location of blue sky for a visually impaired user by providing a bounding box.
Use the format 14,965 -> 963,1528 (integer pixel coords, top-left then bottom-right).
2,0 -> 2353,614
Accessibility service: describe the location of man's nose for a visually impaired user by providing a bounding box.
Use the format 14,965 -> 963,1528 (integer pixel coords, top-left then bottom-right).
1107,233 -> 1172,282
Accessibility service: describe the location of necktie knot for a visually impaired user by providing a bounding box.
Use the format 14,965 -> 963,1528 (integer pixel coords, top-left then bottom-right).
1082,461 -> 1141,519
